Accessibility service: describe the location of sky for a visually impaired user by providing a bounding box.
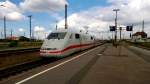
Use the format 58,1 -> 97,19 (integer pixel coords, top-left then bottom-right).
0,0 -> 150,39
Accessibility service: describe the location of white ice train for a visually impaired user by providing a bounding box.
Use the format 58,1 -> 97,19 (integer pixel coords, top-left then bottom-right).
40,29 -> 97,58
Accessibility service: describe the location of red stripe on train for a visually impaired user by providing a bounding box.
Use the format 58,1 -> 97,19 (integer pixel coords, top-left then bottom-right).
48,43 -> 92,53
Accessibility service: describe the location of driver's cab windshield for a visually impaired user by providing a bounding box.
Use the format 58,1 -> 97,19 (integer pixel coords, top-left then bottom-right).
47,32 -> 67,39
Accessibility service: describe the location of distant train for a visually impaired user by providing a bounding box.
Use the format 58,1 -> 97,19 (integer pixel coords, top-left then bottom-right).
40,29 -> 100,58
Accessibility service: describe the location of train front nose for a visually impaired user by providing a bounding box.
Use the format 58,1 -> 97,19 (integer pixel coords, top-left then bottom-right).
40,48 -> 62,57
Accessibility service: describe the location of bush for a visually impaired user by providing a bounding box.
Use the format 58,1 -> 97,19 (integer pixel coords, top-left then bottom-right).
0,39 -> 11,42
8,41 -> 18,47
19,36 -> 30,41
133,42 -> 141,45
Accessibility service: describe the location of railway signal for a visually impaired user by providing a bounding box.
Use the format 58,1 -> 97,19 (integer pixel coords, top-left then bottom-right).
126,25 -> 133,39
126,26 -> 133,31
109,26 -> 116,31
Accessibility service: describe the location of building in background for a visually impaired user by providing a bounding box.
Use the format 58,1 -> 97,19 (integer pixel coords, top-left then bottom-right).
6,36 -> 19,40
132,31 -> 147,42
147,37 -> 150,42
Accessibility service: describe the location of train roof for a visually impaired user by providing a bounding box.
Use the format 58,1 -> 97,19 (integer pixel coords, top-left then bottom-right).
52,29 -> 93,37
52,29 -> 75,33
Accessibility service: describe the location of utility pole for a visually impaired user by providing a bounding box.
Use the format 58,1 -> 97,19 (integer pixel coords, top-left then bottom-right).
28,15 -> 32,39
4,16 -> 6,39
1,31 -> 3,38
142,20 -> 144,32
113,9 -> 120,45
56,20 -> 58,30
32,30 -> 34,39
119,27 -> 122,41
10,29 -> 13,38
24,32 -> 25,37
131,24 -> 134,39
65,4 -> 68,29
112,31 -> 114,40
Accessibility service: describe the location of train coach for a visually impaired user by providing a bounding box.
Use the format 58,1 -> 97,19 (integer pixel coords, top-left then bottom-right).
40,29 -> 96,58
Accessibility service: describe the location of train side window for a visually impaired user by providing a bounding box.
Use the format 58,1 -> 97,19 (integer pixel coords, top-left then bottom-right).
75,34 -> 80,39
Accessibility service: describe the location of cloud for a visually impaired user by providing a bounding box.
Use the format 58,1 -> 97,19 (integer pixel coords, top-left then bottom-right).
58,9 -> 111,33
18,28 -> 24,32
33,26 -> 51,39
6,12 -> 25,20
34,26 -> 45,32
0,0 -> 68,21
0,0 -> 150,39
58,0 -> 150,38
20,0 -> 68,13
0,0 -> 25,21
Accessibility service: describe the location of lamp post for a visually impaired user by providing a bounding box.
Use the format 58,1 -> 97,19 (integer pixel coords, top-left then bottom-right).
28,15 -> 32,39
65,4 -> 68,29
0,4 -> 6,39
4,16 -> 6,39
113,9 -> 120,44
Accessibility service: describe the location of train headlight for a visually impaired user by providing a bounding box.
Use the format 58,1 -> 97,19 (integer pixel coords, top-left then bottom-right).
40,48 -> 45,50
40,48 -> 57,50
47,48 -> 57,50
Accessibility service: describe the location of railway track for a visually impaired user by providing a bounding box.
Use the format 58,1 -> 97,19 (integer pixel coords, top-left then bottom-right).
0,58 -> 58,80
0,48 -> 94,80
0,47 -> 40,57
0,43 -> 105,80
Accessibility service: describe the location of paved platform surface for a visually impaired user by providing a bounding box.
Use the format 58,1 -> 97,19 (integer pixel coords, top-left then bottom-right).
1,44 -> 150,84
79,45 -> 150,84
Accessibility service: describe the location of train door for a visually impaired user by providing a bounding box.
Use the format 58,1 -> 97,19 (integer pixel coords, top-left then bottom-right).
75,33 -> 81,51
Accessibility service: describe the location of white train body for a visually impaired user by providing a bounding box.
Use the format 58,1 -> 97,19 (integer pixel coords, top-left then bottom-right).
40,29 -> 95,57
